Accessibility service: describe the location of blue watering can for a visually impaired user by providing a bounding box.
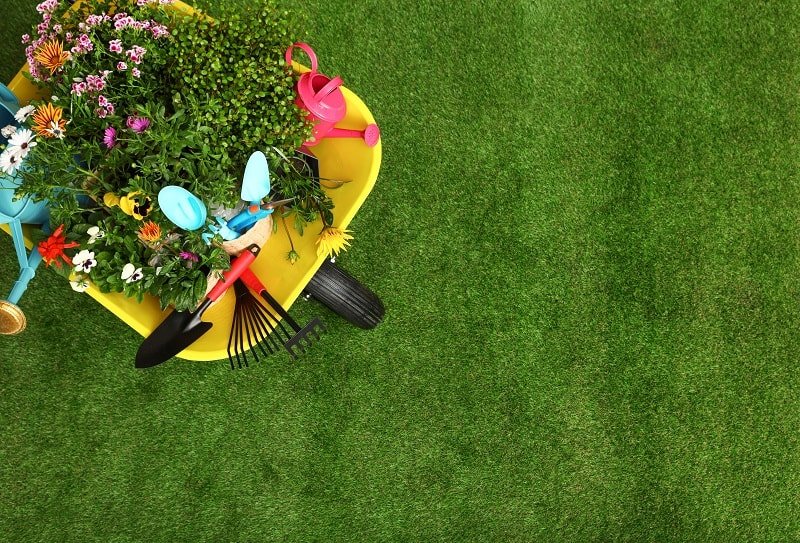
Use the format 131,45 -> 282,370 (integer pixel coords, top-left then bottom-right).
0,83 -> 50,334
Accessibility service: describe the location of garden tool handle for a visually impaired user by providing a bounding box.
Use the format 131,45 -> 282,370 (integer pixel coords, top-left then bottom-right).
240,268 -> 299,327
207,244 -> 259,301
285,42 -> 318,73
240,267 -> 268,294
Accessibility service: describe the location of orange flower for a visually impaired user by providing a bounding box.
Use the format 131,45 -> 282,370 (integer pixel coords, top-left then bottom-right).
137,221 -> 162,242
31,103 -> 67,139
34,40 -> 70,74
37,224 -> 79,268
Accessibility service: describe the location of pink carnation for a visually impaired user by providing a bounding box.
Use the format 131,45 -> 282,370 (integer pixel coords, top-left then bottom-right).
117,61 -> 128,71
131,68 -> 141,78
21,34 -> 30,44
109,39 -> 123,53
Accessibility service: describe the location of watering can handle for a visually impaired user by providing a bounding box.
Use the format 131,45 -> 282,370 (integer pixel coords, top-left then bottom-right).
285,42 -> 318,74
313,76 -> 343,102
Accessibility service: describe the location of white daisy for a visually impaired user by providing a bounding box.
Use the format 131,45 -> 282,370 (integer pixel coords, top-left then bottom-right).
7,129 -> 36,158
121,263 -> 143,283
13,105 -> 35,123
69,277 -> 90,292
87,225 -> 105,244
0,148 -> 21,175
72,250 -> 97,273
1,124 -> 17,139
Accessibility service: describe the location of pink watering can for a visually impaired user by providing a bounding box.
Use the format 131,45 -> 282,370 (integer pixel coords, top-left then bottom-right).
286,43 -> 380,148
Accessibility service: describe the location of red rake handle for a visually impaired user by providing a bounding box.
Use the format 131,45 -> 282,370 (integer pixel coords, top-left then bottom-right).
240,268 -> 302,331
240,267 -> 268,295
207,244 -> 259,302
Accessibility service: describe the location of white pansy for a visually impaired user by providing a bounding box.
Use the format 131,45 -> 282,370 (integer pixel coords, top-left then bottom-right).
70,277 -> 90,292
13,105 -> 35,123
1,125 -> 17,139
121,263 -> 143,283
87,225 -> 105,244
0,148 -> 21,175
7,128 -> 37,158
73,250 -> 97,273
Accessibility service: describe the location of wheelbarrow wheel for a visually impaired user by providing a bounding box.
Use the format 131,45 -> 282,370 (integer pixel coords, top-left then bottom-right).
305,259 -> 384,329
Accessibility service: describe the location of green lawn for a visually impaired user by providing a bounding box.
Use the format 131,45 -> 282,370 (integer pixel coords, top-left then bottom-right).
2,1 -> 800,540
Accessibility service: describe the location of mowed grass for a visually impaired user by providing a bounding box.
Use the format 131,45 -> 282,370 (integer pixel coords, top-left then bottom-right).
2,1 -> 800,540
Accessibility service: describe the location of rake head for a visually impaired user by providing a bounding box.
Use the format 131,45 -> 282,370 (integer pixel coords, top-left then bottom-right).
283,317 -> 327,359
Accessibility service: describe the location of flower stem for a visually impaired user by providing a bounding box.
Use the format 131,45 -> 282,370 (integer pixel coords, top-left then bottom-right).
281,214 -> 295,251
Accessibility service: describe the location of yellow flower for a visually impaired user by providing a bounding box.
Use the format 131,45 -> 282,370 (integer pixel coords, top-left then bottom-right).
31,103 -> 67,139
103,192 -> 120,207
315,226 -> 353,258
137,221 -> 162,242
119,191 -> 152,220
34,39 -> 70,74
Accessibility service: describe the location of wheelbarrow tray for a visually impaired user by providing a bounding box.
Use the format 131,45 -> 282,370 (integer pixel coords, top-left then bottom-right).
1,0 -> 381,361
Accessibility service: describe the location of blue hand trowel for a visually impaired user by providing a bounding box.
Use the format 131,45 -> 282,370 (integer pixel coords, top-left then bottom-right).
226,151 -> 273,233
158,185 -> 239,244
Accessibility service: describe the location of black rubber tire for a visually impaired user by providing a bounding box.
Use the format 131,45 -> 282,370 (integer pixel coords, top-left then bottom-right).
305,260 -> 385,329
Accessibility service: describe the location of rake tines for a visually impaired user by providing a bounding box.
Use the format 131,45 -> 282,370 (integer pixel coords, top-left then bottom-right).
253,287 -> 326,360
229,271 -> 327,367
228,279 -> 283,369
284,318 -> 327,359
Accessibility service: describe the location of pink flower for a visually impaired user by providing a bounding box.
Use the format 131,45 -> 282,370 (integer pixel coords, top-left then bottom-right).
98,95 -> 109,107
71,81 -> 87,96
106,103 -> 115,115
103,126 -> 116,148
96,108 -> 108,119
21,34 -> 30,44
108,39 -> 123,53
35,0 -> 58,14
131,67 -> 141,78
65,32 -> 72,41
114,16 -> 135,31
125,45 -> 147,65
126,116 -> 150,133
179,251 -> 199,262
52,24 -> 62,34
150,23 -> 169,39
85,14 -> 109,27
86,74 -> 106,92
117,61 -> 128,71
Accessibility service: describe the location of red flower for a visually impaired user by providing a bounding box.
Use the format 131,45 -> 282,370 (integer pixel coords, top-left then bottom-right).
38,224 -> 79,268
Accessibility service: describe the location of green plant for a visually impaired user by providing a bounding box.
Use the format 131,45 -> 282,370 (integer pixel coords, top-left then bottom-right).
168,1 -> 312,173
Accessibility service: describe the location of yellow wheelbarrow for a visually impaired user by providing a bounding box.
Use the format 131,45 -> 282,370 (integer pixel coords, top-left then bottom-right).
1,0 -> 384,364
